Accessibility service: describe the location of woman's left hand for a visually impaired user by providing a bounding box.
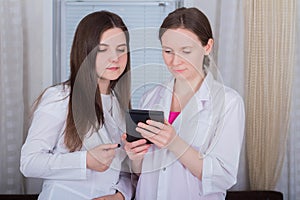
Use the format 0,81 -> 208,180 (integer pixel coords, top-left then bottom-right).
93,191 -> 124,200
136,119 -> 177,149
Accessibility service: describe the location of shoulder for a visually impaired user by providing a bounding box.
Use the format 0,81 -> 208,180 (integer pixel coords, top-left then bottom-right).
40,84 -> 69,103
207,72 -> 243,106
222,86 -> 245,114
138,83 -> 168,109
223,86 -> 244,105
35,84 -> 70,113
144,84 -> 166,98
42,84 -> 69,99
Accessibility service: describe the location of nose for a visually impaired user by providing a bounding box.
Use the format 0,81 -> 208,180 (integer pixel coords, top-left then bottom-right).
171,53 -> 182,66
109,50 -> 119,63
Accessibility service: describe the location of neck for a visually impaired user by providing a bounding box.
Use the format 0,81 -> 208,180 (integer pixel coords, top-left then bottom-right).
98,78 -> 111,94
174,76 -> 204,96
171,76 -> 204,112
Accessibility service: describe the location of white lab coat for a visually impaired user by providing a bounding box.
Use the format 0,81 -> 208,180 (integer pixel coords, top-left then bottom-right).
20,85 -> 133,200
135,72 -> 245,200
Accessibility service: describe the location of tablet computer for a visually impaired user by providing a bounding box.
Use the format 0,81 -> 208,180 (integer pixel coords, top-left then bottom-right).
125,109 -> 164,144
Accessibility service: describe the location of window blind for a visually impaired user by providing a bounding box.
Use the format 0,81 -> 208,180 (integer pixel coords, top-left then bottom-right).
59,0 -> 180,107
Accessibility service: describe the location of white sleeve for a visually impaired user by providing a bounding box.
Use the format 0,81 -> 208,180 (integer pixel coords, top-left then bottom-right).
201,94 -> 245,194
114,171 -> 134,200
20,87 -> 87,180
113,157 -> 135,200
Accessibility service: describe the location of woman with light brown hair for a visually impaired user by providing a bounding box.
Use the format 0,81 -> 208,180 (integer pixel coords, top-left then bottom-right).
124,7 -> 245,200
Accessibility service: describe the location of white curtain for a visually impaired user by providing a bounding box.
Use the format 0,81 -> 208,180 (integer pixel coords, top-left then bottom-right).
191,0 -> 299,198
276,0 -> 300,199
0,0 -> 24,194
187,0 -> 248,190
245,0 -> 295,190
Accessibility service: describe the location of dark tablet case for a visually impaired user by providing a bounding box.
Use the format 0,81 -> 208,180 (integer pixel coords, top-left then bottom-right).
125,109 -> 164,144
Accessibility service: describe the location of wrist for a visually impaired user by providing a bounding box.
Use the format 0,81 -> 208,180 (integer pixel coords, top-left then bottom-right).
168,136 -> 188,156
131,159 -> 143,174
116,191 -> 125,200
86,151 -> 95,170
86,151 -> 91,169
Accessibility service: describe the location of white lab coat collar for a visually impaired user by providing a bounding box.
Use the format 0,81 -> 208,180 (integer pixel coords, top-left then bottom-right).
141,72 -> 226,171
154,72 -> 214,126
82,91 -> 127,171
83,91 -> 125,150
103,90 -> 126,133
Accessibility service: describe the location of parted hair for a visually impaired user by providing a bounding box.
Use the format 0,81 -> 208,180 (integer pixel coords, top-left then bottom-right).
159,7 -> 213,46
31,11 -> 131,152
66,11 -> 131,151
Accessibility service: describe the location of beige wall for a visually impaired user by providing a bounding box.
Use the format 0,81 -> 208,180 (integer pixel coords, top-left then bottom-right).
22,0 -> 53,193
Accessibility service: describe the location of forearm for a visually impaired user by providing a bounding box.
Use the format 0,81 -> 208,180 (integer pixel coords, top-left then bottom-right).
20,148 -> 87,180
114,171 -> 134,200
168,136 -> 203,180
116,191 -> 125,200
130,159 -> 143,175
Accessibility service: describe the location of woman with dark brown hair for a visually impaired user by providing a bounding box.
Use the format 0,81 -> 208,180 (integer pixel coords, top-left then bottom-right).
123,7 -> 245,199
20,11 -> 133,200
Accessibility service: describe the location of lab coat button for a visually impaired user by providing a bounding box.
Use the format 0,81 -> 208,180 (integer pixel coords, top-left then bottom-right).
162,167 -> 166,171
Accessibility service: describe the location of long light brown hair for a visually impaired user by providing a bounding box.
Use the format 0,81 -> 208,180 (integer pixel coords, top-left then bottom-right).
159,7 -> 213,67
159,7 -> 213,45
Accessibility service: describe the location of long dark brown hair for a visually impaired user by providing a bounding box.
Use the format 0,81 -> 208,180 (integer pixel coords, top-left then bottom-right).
32,11 -> 131,152
66,11 -> 131,151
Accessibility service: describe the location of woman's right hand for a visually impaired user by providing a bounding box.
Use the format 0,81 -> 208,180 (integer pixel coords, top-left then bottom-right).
86,143 -> 119,172
122,134 -> 150,174
122,133 -> 150,161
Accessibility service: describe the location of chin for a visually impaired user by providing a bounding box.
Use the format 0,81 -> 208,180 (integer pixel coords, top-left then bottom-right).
173,73 -> 188,80
101,72 -> 123,81
108,74 -> 122,81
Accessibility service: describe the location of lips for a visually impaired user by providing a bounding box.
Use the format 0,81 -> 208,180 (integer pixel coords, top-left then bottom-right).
173,69 -> 185,73
106,66 -> 119,70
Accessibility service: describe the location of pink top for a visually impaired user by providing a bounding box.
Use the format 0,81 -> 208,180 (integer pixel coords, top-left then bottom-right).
168,111 -> 180,124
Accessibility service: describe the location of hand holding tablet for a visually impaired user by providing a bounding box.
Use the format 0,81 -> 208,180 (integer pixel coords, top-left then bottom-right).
125,109 -> 164,143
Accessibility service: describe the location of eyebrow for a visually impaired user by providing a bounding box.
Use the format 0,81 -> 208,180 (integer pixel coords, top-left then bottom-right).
161,45 -> 193,49
99,43 -> 127,47
181,46 -> 192,49
117,44 -> 127,48
162,46 -> 172,49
